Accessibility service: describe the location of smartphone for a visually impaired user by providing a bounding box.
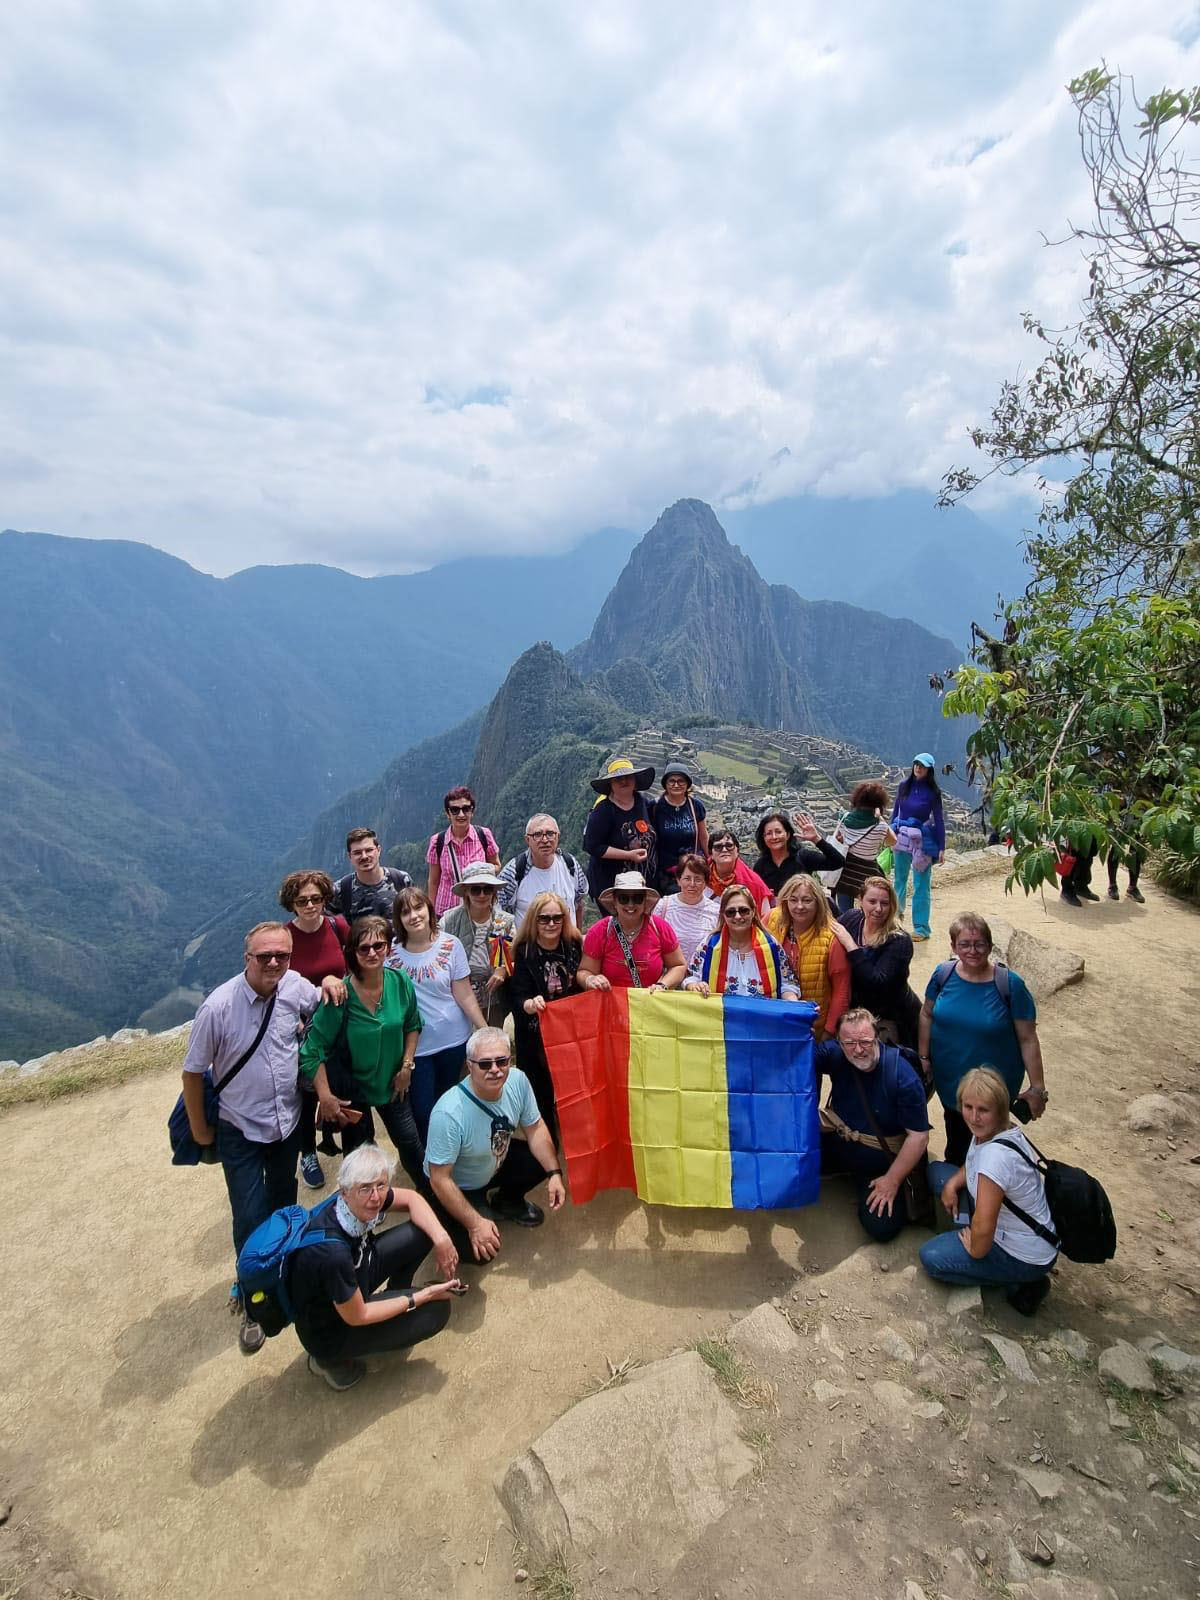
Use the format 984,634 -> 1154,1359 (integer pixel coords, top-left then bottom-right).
1009,1095 -> 1032,1124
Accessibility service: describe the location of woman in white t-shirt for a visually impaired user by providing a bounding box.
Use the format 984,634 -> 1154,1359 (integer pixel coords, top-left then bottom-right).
919,1066 -> 1058,1316
655,854 -> 720,965
386,888 -> 487,1147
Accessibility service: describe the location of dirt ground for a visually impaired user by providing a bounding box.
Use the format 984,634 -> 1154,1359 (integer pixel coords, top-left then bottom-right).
2,855 -> 1198,1599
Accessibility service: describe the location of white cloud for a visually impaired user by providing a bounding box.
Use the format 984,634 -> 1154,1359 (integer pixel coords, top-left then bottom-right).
1,0 -> 1197,572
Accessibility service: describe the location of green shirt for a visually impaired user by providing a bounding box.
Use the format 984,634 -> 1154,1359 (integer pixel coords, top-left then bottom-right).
299,968 -> 423,1106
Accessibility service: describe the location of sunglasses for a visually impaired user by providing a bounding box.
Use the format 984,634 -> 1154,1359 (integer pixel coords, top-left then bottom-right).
465,885 -> 496,895
294,893 -> 324,907
711,841 -> 737,852
447,804 -> 474,815
471,1055 -> 510,1069
357,940 -> 388,955
724,905 -> 754,919
250,950 -> 291,965
537,912 -> 564,924
615,892 -> 646,906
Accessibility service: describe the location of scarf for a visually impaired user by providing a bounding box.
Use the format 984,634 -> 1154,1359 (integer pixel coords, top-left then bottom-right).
335,1193 -> 383,1240
840,807 -> 878,831
700,927 -> 781,997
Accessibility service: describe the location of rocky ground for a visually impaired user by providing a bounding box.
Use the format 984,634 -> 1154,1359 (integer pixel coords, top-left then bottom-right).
1,853 -> 1197,1599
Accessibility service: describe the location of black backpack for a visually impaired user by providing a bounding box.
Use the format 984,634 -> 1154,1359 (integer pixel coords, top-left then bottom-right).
993,1134 -> 1117,1264
929,959 -> 1012,1011
514,849 -> 577,885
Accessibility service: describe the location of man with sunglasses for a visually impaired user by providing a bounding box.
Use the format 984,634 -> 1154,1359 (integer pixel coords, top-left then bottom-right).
182,922 -> 346,1354
425,1027 -> 566,1262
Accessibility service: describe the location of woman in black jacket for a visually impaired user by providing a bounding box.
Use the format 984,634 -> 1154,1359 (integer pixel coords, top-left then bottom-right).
752,810 -> 846,902
506,892 -> 583,1142
831,875 -> 920,1048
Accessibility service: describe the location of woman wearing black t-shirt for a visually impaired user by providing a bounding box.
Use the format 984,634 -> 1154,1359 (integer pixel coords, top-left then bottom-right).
507,892 -> 583,1142
289,1144 -> 463,1392
583,756 -> 658,903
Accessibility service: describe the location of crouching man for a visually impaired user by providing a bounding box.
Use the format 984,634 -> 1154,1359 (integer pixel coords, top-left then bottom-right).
290,1144 -> 463,1392
426,1026 -> 565,1262
816,1008 -> 930,1242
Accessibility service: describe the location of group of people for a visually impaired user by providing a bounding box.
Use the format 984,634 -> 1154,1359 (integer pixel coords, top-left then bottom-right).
180,755 -> 1060,1392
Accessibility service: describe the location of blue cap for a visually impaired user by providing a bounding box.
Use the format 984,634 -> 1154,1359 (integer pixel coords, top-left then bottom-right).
913,752 -> 936,769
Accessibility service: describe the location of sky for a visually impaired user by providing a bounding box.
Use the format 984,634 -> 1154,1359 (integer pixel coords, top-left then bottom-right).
2,1 -> 1198,576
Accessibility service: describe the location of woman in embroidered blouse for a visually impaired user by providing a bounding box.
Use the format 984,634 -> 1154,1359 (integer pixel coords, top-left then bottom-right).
576,872 -> 686,993
766,873 -> 850,1039
425,786 -> 502,919
385,888 -> 487,1145
683,884 -> 801,1000
508,892 -> 584,1141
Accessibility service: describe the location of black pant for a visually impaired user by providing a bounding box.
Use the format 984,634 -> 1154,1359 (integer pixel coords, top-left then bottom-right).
1063,842 -> 1097,895
339,1097 -> 425,1189
819,1131 -> 908,1243
514,1027 -> 560,1147
432,1140 -> 548,1256
1107,849 -> 1143,889
943,1107 -> 972,1167
302,1222 -> 451,1361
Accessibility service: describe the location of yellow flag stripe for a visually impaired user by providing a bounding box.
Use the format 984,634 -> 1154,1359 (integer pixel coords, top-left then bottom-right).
626,990 -> 732,1207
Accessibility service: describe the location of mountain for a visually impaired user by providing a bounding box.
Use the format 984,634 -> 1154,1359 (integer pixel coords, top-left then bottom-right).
0,524 -> 636,1057
721,486 -> 1029,642
569,500 -> 963,768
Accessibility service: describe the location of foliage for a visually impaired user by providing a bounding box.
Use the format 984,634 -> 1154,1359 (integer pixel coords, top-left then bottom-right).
941,68 -> 1200,891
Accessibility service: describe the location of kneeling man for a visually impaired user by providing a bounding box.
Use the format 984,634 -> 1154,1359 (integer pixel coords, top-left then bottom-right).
426,1026 -> 565,1262
816,1008 -> 930,1242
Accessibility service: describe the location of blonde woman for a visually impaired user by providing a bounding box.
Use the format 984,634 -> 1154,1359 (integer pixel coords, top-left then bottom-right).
831,875 -> 919,1048
507,892 -> 583,1140
767,874 -> 850,1039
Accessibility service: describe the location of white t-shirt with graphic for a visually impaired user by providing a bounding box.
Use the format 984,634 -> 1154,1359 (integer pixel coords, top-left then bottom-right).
966,1125 -> 1058,1266
513,858 -> 579,921
385,935 -> 471,1056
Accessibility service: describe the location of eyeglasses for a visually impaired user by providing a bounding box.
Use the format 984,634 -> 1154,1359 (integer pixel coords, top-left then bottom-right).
664,776 -> 688,786
711,841 -> 737,853
537,912 -> 564,924
724,906 -> 753,920
527,830 -> 557,841
615,892 -> 645,906
357,940 -> 388,955
294,893 -> 324,907
840,1036 -> 876,1050
448,804 -> 474,815
351,1180 -> 390,1196
250,951 -> 291,965
955,940 -> 990,952
470,1055 -> 510,1069
465,885 -> 496,895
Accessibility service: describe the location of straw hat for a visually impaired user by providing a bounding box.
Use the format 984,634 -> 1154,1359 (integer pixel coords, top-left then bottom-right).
590,756 -> 655,795
597,870 -> 661,913
452,861 -> 506,896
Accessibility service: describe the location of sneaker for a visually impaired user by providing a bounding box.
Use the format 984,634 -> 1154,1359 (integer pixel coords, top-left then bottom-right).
1128,886 -> 1145,903
487,1193 -> 545,1227
1005,1277 -> 1051,1317
308,1353 -> 365,1391
911,932 -> 930,942
1078,886 -> 1100,902
1060,887 -> 1082,907
300,1152 -> 325,1190
1107,885 -> 1120,900
238,1308 -> 266,1356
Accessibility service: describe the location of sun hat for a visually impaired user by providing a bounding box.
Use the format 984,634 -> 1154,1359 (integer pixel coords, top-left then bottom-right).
912,752 -> 936,770
597,870 -> 661,913
452,861 -> 506,896
660,761 -> 694,789
590,756 -> 655,795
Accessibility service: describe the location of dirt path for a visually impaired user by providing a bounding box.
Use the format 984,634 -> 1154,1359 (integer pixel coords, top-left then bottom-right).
2,857 -> 1197,1598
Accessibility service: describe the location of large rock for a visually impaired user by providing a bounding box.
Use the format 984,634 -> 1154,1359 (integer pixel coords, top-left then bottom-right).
989,920 -> 1084,1001
727,1303 -> 799,1363
1125,1093 -> 1196,1134
499,1351 -> 756,1570
983,1333 -> 1038,1383
1098,1340 -> 1156,1394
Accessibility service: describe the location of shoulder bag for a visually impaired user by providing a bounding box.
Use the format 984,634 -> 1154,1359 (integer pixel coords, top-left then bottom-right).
168,992 -> 278,1166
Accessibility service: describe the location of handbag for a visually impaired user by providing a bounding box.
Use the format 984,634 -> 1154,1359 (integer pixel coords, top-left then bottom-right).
847,1055 -> 934,1225
168,992 -> 278,1165
818,829 -> 849,890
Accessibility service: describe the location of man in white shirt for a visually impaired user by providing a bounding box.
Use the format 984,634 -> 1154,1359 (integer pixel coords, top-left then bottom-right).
498,813 -> 587,925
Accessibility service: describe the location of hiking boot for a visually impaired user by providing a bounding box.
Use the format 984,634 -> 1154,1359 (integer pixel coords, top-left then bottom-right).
911,932 -> 930,942
300,1152 -> 325,1190
487,1193 -> 545,1227
1107,885 -> 1120,900
1128,886 -> 1145,903
1078,886 -> 1100,901
308,1354 -> 366,1391
1059,887 -> 1082,907
238,1308 -> 266,1356
1005,1277 -> 1051,1317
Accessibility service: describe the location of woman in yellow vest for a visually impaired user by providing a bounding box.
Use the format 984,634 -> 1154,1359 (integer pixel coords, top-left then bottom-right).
682,885 -> 802,999
767,874 -> 850,1039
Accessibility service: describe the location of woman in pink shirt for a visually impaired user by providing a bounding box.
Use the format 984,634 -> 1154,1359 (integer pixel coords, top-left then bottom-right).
576,872 -> 687,992
425,786 -> 501,918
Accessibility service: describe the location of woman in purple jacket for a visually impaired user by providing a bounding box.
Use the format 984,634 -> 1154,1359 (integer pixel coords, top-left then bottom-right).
890,754 -> 945,943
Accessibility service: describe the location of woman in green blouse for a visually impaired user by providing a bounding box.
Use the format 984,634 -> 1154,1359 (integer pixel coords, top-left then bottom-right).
300,916 -> 426,1184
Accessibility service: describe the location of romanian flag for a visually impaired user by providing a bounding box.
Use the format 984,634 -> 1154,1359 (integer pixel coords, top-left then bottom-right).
539,990 -> 820,1210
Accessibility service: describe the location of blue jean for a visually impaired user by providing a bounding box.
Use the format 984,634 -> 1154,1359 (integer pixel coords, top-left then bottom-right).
217,1118 -> 301,1260
409,1043 -> 468,1144
919,1160 -> 1054,1287
893,852 -> 932,938
820,1131 -> 908,1242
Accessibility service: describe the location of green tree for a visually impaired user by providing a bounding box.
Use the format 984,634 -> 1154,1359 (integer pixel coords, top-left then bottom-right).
941,68 -> 1200,892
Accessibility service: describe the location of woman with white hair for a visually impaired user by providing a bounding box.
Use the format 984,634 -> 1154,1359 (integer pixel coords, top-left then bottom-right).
288,1144 -> 465,1391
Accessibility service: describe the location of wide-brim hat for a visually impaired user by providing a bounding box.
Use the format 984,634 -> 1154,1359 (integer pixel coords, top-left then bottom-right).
598,871 -> 661,913
452,862 -> 506,896
591,756 -> 655,794
660,761 -> 694,789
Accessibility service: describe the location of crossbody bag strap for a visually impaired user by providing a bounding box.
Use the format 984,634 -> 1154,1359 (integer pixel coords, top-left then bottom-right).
991,1136 -> 1059,1246
610,917 -> 644,987
457,1080 -> 508,1127
847,1062 -> 903,1155
215,991 -> 278,1093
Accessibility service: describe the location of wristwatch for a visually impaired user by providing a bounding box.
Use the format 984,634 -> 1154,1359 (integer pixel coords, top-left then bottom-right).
544,1167 -> 562,1178
404,1292 -> 416,1313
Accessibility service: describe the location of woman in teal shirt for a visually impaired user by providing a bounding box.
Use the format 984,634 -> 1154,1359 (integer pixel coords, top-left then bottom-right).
917,912 -> 1048,1166
301,916 -> 426,1184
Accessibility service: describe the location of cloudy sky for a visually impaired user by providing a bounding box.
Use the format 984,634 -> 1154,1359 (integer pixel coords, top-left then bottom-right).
2,2 -> 1197,575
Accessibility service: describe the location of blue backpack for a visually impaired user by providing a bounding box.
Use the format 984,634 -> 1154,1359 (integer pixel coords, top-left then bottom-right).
236,1196 -> 338,1337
